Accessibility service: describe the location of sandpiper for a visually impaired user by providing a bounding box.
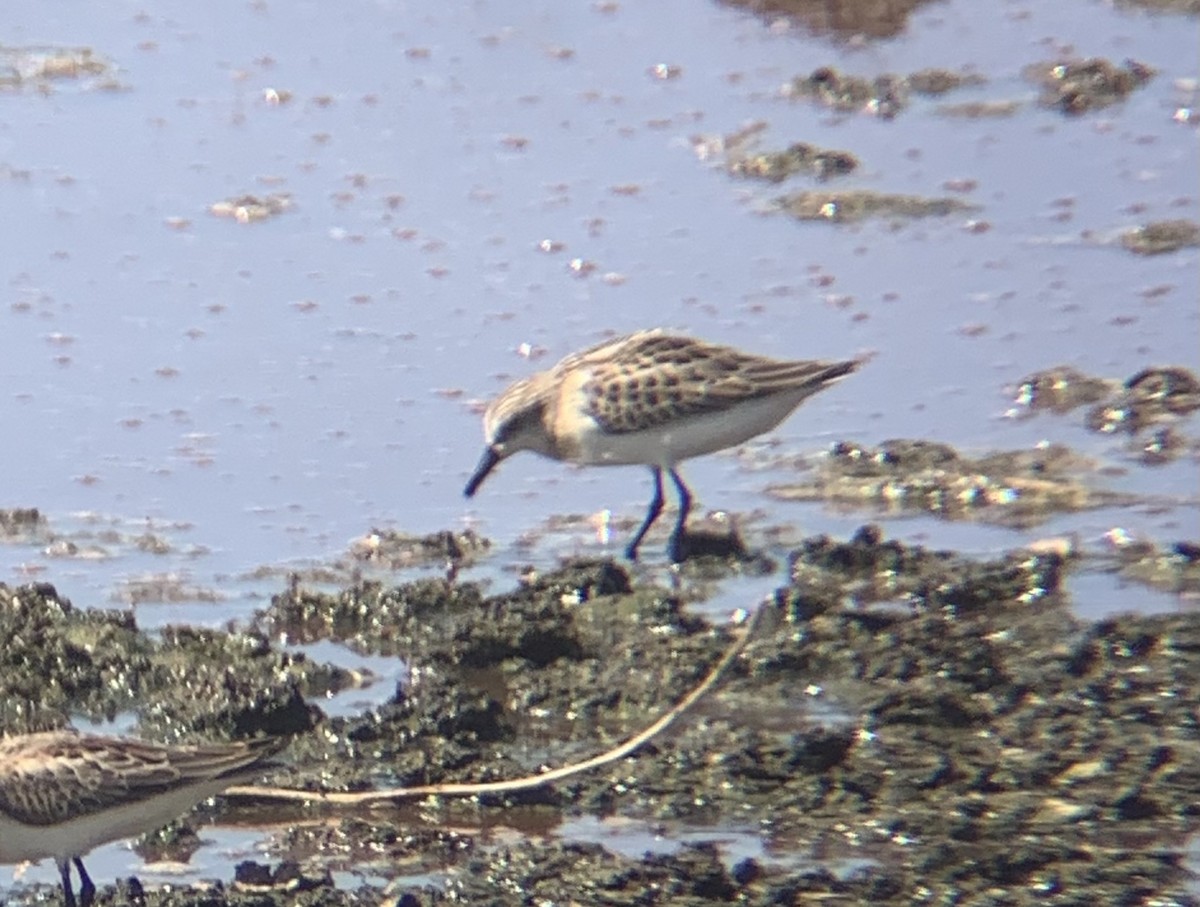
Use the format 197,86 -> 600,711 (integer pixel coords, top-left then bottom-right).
464,329 -> 859,561
0,729 -> 286,907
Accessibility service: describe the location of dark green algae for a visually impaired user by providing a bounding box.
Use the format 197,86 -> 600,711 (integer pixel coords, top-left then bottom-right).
2,527 -> 1199,906
0,582 -> 326,739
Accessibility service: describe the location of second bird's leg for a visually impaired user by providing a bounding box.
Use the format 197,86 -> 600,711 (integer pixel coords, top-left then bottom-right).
74,858 -> 96,907
57,860 -> 77,907
625,466 -> 665,560
666,468 -> 692,563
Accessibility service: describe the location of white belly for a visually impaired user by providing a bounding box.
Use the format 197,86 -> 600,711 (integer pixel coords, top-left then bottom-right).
573,392 -> 810,467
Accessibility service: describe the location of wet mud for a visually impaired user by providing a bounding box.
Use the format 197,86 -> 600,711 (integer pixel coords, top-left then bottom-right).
785,66 -> 986,119
0,45 -> 120,93
1026,58 -> 1156,116
718,0 -> 941,41
726,140 -> 859,184
3,523 -> 1197,905
2,0 -> 1197,902
1013,365 -> 1200,467
775,189 -> 976,224
766,439 -> 1128,528
1121,220 -> 1200,257
208,194 -> 294,225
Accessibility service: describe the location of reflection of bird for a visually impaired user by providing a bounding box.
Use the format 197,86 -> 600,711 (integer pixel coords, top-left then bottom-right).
0,730 -> 286,907
465,330 -> 859,561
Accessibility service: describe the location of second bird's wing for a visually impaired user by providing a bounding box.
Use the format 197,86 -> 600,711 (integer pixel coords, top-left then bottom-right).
0,731 -> 282,826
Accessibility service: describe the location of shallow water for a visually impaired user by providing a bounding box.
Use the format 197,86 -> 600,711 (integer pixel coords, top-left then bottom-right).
4,1 -> 1197,621
1,0 -> 1197,898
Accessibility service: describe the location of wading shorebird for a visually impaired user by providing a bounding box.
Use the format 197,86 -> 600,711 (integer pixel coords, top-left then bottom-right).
464,329 -> 859,562
0,729 -> 286,907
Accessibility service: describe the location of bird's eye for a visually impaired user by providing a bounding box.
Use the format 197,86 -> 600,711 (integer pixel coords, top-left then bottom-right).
493,415 -> 522,446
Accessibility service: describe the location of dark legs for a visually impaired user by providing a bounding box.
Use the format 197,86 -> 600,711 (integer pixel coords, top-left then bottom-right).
75,858 -> 96,907
665,468 -> 691,564
56,857 -> 95,907
58,860 -> 77,907
624,466 -> 692,563
624,467 -> 664,561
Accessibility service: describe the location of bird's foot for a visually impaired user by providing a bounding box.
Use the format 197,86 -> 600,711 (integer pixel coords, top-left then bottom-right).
666,531 -> 689,564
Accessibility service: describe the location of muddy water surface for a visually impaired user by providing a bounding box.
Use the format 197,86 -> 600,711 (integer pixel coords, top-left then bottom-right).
1,0 -> 1197,903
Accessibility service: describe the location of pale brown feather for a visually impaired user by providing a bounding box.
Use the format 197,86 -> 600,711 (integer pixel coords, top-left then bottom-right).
574,332 -> 857,434
0,731 -> 284,827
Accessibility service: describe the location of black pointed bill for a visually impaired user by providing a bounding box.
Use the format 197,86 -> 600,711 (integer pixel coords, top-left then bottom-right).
464,446 -> 501,498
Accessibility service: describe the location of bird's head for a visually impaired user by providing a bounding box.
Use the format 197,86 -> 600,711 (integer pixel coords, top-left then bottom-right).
463,376 -> 552,497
